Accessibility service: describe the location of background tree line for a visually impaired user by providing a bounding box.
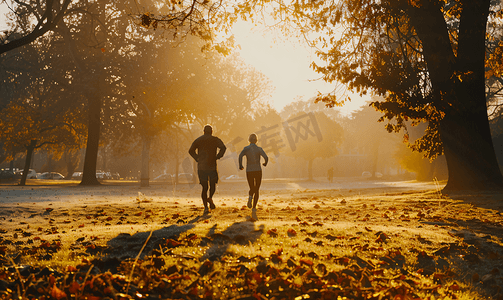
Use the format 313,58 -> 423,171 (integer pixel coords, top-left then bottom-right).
1,0 -> 503,191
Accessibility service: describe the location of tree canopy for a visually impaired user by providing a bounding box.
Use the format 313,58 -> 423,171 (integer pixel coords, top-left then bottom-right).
232,0 -> 503,190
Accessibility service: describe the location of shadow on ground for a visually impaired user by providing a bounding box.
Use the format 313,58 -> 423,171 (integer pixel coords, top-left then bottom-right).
199,221 -> 265,262
105,224 -> 195,260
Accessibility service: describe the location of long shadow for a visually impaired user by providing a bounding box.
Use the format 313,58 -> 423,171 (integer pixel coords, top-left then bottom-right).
187,213 -> 212,224
416,191 -> 503,297
105,224 -> 195,260
199,221 -> 265,262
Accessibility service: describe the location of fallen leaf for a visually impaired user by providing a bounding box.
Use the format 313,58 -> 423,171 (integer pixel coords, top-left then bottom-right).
300,258 -> 313,266
51,286 -> 67,300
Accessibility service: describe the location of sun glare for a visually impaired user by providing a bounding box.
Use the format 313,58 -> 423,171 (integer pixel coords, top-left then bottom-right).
231,20 -> 368,114
0,3 -> 367,115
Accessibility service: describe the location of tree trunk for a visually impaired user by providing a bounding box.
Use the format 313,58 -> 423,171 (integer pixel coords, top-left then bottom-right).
19,140 -> 37,186
175,154 -> 180,185
308,159 -> 313,181
140,135 -> 151,187
409,0 -> 503,191
440,108 -> 503,190
80,96 -> 101,186
442,0 -> 503,191
371,141 -> 380,179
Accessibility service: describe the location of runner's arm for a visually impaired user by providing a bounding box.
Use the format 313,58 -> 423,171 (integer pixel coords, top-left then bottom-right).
188,141 -> 198,161
238,148 -> 246,170
260,148 -> 268,167
216,139 -> 227,160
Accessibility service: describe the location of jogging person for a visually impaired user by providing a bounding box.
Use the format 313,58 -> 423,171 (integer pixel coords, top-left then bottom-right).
238,133 -> 268,211
189,125 -> 226,214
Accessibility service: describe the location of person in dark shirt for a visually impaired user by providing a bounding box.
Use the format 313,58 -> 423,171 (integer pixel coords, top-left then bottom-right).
189,125 -> 226,214
239,133 -> 268,211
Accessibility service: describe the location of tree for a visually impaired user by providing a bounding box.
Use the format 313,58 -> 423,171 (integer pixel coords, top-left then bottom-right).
186,53 -> 274,140
0,99 -> 84,185
485,9 -> 503,119
281,104 -> 344,180
1,0 -> 235,186
0,0 -> 71,54
271,0 -> 503,191
0,30 -> 87,185
116,38 -> 187,187
348,104 -> 402,179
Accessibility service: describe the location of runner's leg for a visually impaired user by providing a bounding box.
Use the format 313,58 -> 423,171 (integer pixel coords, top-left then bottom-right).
198,170 -> 209,209
201,182 -> 209,208
253,171 -> 262,208
246,172 -> 254,208
208,171 -> 218,209
246,172 -> 254,197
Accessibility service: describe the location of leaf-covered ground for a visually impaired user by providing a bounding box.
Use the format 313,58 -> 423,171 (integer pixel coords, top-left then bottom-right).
1,179 -> 503,299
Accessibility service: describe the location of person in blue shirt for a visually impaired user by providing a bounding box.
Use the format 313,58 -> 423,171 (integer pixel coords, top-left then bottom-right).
238,133 -> 268,211
189,125 -> 226,214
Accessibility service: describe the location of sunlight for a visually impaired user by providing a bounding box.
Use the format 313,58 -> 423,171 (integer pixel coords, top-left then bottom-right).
231,20 -> 369,114
0,3 -> 8,31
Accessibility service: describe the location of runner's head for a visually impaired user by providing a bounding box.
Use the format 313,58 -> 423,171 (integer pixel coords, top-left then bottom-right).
249,133 -> 257,144
203,125 -> 213,135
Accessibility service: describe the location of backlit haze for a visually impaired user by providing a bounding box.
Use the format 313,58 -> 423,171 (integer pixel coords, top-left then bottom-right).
231,20 -> 368,115
0,3 -> 367,115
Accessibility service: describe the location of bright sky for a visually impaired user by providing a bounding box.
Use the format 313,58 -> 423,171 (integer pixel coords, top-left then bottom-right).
231,20 -> 369,115
0,5 -> 368,115
0,3 -> 7,31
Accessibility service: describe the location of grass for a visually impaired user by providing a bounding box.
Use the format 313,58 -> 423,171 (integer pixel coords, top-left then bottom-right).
1,181 -> 503,299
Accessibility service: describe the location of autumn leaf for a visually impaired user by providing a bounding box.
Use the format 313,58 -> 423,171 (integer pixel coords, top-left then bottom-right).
66,265 -> 78,272
186,233 -> 198,241
68,281 -> 80,294
51,285 -> 67,300
375,231 -> 388,243
267,228 -> 278,237
166,239 -> 182,248
199,260 -> 213,276
300,258 -> 313,266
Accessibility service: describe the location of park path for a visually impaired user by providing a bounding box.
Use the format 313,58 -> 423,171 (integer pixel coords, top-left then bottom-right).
0,178 -> 440,204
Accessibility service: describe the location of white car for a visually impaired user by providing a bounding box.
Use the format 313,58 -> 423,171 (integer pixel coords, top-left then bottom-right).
18,169 -> 37,179
362,171 -> 383,178
362,171 -> 372,178
38,172 -> 65,180
26,169 -> 37,179
154,174 -> 173,182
